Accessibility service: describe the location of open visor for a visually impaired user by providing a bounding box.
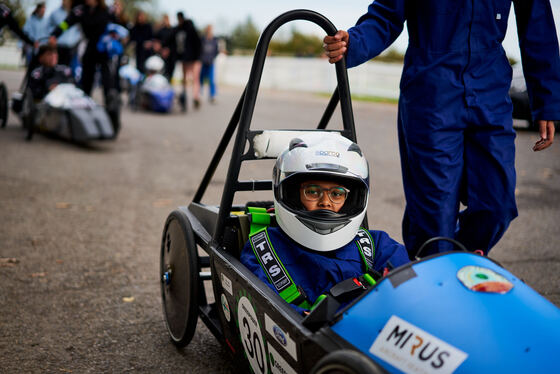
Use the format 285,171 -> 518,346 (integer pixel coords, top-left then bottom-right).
276,172 -> 369,220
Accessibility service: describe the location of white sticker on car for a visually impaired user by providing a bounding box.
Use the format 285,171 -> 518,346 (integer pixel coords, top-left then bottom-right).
238,296 -> 267,374
264,313 -> 297,361
221,272 -> 233,296
268,343 -> 297,374
369,315 -> 468,374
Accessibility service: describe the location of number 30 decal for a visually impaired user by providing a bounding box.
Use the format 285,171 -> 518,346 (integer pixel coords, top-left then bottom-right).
238,296 -> 267,374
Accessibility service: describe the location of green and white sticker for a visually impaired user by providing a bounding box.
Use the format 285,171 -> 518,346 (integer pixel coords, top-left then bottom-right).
221,294 -> 231,322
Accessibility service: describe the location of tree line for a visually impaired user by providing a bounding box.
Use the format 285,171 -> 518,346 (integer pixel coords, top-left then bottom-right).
226,16 -> 405,62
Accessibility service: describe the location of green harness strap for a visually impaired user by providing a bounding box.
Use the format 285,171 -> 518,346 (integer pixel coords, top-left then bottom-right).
248,227 -> 311,309
355,228 -> 376,275
248,224 -> 377,311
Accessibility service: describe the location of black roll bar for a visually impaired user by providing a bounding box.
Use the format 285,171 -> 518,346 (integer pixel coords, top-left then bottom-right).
192,9 -> 358,247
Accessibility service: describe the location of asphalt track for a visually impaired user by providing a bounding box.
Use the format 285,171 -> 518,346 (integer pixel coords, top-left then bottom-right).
0,69 -> 558,373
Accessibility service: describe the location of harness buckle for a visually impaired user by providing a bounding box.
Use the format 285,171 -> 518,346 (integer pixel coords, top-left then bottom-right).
329,277 -> 367,300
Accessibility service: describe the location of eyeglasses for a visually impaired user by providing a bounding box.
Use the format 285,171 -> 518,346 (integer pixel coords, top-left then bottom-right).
301,184 -> 350,204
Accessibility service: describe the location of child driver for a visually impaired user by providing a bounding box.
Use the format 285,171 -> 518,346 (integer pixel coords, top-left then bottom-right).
240,134 -> 410,314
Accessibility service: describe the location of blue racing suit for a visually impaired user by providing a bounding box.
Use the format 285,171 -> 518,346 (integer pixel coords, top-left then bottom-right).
240,227 -> 409,313
346,0 -> 560,256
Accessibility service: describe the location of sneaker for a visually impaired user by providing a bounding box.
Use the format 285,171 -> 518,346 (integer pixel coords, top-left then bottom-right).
179,92 -> 187,112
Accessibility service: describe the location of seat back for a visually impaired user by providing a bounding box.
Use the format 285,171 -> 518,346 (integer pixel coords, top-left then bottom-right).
223,202 -> 276,258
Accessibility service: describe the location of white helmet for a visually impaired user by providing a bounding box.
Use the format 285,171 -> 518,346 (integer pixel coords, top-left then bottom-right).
273,133 -> 369,251
145,55 -> 165,73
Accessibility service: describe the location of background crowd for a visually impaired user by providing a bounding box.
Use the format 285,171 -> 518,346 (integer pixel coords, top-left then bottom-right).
16,0 -> 222,111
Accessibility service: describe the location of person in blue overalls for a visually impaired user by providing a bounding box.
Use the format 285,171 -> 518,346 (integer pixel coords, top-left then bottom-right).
323,0 -> 560,258
240,134 -> 410,314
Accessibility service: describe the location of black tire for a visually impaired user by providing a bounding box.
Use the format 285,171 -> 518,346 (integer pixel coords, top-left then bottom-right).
22,88 -> 35,140
108,108 -> 120,138
311,350 -> 386,374
0,82 -> 8,128
106,89 -> 121,138
160,210 -> 199,347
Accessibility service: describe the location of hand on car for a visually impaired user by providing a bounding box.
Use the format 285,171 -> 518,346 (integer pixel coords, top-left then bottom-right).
533,120 -> 555,151
323,30 -> 349,64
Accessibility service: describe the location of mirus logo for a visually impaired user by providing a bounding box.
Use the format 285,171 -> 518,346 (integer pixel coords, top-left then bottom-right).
387,325 -> 449,368
369,316 -> 468,374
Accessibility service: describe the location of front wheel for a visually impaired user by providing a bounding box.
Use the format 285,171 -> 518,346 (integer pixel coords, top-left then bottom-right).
311,350 -> 386,374
160,210 -> 199,347
22,88 -> 35,140
0,82 -> 8,128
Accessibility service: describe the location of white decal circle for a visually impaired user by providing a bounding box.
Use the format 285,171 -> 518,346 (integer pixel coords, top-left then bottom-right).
238,296 -> 267,374
221,294 -> 231,322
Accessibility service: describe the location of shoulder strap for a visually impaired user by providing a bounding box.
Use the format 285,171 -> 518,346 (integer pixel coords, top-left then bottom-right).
249,228 -> 310,308
247,206 -> 271,235
355,228 -> 376,272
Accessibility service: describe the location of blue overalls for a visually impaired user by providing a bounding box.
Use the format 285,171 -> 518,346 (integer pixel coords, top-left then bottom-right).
240,226 -> 409,314
346,0 -> 560,256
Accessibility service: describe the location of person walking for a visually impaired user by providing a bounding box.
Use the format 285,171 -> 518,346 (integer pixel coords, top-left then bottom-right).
199,24 -> 219,103
129,10 -> 153,74
46,0 -> 82,68
323,0 -> 560,258
175,11 -> 201,112
109,0 -> 129,94
50,0 -> 119,131
153,14 -> 176,81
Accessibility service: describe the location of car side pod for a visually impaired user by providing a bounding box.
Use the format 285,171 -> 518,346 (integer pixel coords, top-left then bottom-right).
68,107 -> 114,141
331,252 -> 560,373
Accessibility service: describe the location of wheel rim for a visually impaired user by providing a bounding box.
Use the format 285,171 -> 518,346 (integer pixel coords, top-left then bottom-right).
160,218 -> 193,342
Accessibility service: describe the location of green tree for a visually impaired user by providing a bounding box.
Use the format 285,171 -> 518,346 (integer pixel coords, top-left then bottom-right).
375,48 -> 405,63
3,0 -> 30,28
115,0 -> 159,23
229,16 -> 260,53
268,30 -> 323,57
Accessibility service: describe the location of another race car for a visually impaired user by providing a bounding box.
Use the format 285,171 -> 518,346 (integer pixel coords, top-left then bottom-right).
133,55 -> 175,113
120,55 -> 175,113
10,39 -> 118,142
13,83 -> 114,142
159,10 -> 560,374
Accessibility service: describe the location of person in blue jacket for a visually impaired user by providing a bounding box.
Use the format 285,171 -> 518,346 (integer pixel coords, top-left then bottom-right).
323,0 -> 560,258
23,2 -> 47,64
240,134 -> 410,314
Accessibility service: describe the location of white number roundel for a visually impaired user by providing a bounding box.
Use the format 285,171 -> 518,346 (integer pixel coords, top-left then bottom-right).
237,296 -> 267,374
